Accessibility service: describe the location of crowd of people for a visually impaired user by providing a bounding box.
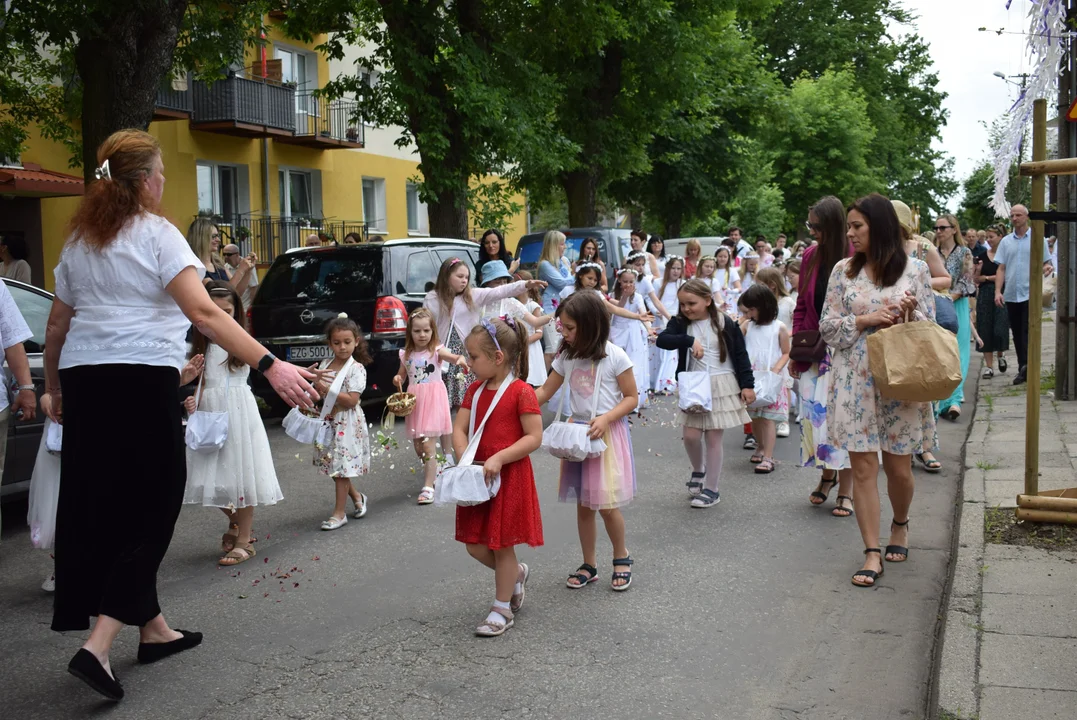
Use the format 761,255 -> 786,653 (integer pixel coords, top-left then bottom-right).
9,127 -> 1056,702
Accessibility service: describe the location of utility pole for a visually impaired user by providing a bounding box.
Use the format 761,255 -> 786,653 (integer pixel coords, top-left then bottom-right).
1058,0 -> 1077,400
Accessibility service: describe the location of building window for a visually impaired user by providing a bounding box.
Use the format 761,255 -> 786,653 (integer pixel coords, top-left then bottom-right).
278,45 -> 315,115
196,162 -> 240,220
362,177 -> 387,233
0,152 -> 21,168
406,182 -> 429,235
279,169 -> 313,220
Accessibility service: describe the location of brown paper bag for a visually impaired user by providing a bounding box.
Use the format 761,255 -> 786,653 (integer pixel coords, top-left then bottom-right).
867,319 -> 961,402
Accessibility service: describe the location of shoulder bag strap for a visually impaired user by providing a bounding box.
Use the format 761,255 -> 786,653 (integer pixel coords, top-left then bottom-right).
459,374 -> 515,466
193,348 -> 232,409
589,358 -> 604,420
318,357 -> 355,422
553,360 -> 570,425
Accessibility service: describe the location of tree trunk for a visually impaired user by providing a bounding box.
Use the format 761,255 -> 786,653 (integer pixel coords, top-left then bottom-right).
665,216 -> 682,239
562,169 -> 598,227
427,185 -> 471,239
75,3 -> 187,181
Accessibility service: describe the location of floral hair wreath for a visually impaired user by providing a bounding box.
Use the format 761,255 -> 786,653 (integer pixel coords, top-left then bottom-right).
625,251 -> 648,264
575,262 -> 602,272
618,268 -> 640,278
699,255 -> 717,263
665,254 -> 684,262
94,159 -> 111,181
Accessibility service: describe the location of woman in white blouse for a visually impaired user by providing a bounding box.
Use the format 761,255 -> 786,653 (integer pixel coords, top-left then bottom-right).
44,130 -> 318,702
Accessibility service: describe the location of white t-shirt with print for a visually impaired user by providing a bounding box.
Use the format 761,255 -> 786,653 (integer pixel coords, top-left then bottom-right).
551,342 -> 634,418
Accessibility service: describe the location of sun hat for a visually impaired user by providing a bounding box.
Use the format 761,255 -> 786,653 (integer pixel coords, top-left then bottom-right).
891,200 -> 914,234
480,259 -> 512,286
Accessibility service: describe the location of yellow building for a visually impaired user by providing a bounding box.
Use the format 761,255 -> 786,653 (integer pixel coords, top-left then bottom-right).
1,21 -> 529,292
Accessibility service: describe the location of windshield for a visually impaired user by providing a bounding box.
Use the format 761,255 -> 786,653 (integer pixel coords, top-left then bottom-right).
518,235 -> 604,266
257,250 -> 382,303
5,282 -> 51,353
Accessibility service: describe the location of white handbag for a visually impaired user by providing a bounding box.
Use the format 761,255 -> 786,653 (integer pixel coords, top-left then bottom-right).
282,357 -> 354,446
749,369 -> 783,409
433,374 -> 513,507
542,358 -> 608,461
677,317 -> 720,414
185,369 -> 230,454
45,420 -> 63,456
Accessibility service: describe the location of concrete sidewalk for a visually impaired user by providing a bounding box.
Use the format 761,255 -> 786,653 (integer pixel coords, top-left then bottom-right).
938,316 -> 1077,720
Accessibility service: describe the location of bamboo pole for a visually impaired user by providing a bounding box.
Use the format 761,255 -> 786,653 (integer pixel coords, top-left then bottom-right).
1014,507 -> 1077,525
1016,494 -> 1077,511
1026,98 -> 1047,498
1019,156 -> 1077,177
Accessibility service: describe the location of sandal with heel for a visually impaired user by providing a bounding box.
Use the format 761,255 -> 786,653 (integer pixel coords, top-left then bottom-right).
832,495 -> 854,518
852,548 -> 884,587
886,519 -> 910,562
810,474 -> 837,505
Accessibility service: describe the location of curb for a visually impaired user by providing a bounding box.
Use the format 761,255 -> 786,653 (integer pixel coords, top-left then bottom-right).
933,357 -> 988,720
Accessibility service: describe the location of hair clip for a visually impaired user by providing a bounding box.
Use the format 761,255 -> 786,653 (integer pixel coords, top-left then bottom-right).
448,257 -> 462,267
500,315 -> 517,330
337,312 -> 348,318
94,159 -> 111,181
480,319 -> 502,352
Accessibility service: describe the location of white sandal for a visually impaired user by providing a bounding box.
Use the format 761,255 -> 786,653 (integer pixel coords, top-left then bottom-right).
417,487 -> 435,505
475,606 -> 514,637
351,492 -> 368,518
320,515 -> 348,531
510,563 -> 529,613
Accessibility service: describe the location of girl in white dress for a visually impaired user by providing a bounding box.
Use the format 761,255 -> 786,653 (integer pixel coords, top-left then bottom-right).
183,281 -> 283,565
713,247 -> 741,318
651,256 -> 684,394
513,270 -> 549,387
313,314 -> 373,531
625,252 -> 668,326
609,269 -> 654,411
756,267 -> 798,438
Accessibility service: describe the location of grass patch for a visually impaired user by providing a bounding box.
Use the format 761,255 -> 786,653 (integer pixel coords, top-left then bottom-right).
1042,369 -> 1056,393
938,708 -> 977,720
983,506 -> 1077,550
983,393 -> 994,411
976,459 -> 1001,471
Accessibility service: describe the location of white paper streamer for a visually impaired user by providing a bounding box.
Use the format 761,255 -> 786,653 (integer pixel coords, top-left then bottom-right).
991,0 -> 1069,216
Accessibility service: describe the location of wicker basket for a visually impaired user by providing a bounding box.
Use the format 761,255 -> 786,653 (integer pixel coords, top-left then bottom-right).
386,391 -> 417,417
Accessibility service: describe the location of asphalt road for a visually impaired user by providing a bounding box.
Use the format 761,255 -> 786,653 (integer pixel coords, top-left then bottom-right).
0,391 -> 970,720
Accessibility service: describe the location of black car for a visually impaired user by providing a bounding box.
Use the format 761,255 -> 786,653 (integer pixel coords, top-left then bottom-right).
1,279 -> 51,503
515,227 -> 633,275
248,239 -> 481,414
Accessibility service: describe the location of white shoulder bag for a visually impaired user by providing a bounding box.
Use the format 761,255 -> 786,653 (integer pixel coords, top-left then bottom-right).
282,357 -> 355,446
749,328 -> 783,409
185,366 -> 230,454
678,317 -> 723,414
542,358 -> 608,462
433,374 -> 513,507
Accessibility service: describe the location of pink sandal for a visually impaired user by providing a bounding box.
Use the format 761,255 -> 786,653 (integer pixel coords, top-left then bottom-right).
755,458 -> 776,474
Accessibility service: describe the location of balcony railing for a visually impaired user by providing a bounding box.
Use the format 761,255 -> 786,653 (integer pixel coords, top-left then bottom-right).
203,214 -> 369,263
154,78 -> 192,120
275,93 -> 364,149
190,75 -> 296,137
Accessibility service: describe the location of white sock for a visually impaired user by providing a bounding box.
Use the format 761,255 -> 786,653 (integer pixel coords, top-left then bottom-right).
486,599 -> 511,624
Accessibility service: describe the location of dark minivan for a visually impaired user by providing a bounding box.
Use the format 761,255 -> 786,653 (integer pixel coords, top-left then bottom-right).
248,239 -> 480,414
514,227 -> 633,275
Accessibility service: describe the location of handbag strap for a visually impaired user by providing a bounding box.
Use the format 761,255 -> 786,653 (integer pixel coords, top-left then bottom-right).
459,373 -> 515,467
193,347 -> 231,409
318,357 -> 355,422
553,356 -> 605,423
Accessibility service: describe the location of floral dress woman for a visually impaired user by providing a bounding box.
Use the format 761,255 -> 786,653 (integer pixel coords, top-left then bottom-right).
820,258 -> 937,455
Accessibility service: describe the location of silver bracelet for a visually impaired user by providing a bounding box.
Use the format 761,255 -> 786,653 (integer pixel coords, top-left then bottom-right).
17,384 -> 35,392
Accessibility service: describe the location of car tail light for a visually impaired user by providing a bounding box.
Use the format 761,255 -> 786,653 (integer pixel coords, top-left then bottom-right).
374,296 -> 408,333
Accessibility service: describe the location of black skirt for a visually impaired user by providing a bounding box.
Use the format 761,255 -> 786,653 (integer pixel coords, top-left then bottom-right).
975,281 -> 1010,354
52,364 -> 187,631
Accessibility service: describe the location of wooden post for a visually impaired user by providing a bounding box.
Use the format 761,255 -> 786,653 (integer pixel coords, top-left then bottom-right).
1027,98 -> 1047,497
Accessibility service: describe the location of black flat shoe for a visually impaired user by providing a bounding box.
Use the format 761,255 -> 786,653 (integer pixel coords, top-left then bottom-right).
998,356 -> 1008,373
68,648 -> 123,701
137,629 -> 203,664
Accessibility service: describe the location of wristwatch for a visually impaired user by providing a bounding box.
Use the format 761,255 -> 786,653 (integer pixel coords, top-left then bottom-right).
257,353 -> 277,374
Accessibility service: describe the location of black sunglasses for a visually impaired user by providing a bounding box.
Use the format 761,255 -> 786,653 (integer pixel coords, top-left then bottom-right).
804,221 -> 822,231
933,225 -> 952,231
222,251 -> 238,257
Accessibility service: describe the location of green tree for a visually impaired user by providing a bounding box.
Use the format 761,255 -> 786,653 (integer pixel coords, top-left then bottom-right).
0,1 -> 268,179
516,0 -> 777,228
286,0 -> 566,238
765,69 -> 879,227
748,0 -> 956,215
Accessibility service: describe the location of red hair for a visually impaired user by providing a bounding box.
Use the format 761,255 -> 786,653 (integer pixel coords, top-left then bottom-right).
68,129 -> 163,250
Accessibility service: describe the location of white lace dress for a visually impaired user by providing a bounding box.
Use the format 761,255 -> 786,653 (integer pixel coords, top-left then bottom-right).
185,344 -> 283,508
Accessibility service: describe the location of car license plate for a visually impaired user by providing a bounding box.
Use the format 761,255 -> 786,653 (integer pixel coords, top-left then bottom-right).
287,345 -> 331,362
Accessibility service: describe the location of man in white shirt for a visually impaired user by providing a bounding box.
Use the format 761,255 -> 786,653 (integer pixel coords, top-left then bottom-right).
0,280 -> 37,540
729,226 -> 753,262
221,244 -> 259,309
994,204 -> 1054,385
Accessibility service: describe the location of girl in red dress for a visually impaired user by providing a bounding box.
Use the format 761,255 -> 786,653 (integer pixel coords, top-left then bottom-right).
454,317 -> 544,637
